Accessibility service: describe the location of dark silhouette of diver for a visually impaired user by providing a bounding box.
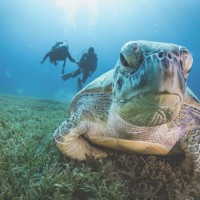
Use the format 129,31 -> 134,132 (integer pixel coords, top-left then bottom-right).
62,47 -> 98,91
41,41 -> 76,74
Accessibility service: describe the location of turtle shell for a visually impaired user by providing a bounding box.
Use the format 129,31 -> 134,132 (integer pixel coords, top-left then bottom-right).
69,69 -> 113,112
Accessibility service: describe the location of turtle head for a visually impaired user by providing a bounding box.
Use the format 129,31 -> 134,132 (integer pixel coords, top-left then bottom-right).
112,40 -> 193,126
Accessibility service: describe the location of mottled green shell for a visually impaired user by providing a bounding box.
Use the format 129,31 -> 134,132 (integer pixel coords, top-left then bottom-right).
69,70 -> 113,112
77,70 -> 113,94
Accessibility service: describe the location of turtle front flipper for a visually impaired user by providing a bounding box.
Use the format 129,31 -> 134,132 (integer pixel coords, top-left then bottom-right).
53,117 -> 108,160
180,128 -> 200,179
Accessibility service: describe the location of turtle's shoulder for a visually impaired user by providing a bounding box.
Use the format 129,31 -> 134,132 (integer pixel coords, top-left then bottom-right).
184,87 -> 200,109
69,70 -> 113,113
78,69 -> 113,94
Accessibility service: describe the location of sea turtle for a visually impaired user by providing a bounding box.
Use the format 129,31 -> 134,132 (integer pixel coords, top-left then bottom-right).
54,40 -> 200,175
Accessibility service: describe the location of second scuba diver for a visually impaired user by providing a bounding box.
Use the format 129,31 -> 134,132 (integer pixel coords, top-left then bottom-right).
62,47 -> 98,91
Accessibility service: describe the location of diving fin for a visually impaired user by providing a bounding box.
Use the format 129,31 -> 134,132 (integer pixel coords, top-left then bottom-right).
77,78 -> 83,91
62,73 -> 72,81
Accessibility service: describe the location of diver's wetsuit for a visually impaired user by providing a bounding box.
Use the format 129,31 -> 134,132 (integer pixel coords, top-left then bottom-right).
41,43 -> 76,67
71,52 -> 98,83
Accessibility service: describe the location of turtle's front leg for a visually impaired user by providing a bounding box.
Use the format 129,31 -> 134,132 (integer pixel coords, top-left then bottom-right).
53,116 -> 108,161
180,128 -> 200,180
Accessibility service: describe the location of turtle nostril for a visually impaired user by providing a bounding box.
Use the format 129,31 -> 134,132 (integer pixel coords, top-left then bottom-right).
158,52 -> 164,59
167,53 -> 172,59
158,52 -> 173,60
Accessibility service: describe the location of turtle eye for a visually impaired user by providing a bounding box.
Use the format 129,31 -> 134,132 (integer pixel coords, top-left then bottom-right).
179,48 -> 193,78
120,42 -> 144,74
120,53 -> 129,67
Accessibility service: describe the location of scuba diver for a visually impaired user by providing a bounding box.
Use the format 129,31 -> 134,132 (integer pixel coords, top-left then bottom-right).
62,47 -> 98,91
41,41 -> 76,74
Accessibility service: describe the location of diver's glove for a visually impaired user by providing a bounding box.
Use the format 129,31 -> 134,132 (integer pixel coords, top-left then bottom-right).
88,72 -> 93,77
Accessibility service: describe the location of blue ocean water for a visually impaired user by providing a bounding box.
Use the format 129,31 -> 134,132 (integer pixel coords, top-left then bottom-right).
0,0 -> 200,102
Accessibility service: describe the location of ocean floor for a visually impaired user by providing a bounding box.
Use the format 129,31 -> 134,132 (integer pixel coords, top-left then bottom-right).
0,93 -> 200,200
